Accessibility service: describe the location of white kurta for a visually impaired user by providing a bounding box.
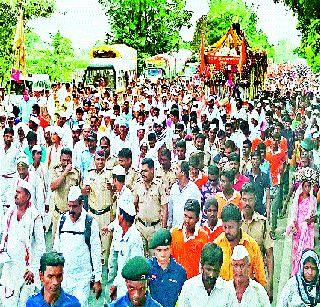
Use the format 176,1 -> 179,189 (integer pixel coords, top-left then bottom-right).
178,275 -> 235,307
0,206 -> 45,307
227,279 -> 271,307
108,224 -> 144,299
53,211 -> 102,307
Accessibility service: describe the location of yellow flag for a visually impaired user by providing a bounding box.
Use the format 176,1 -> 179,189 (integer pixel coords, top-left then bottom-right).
13,7 -> 26,76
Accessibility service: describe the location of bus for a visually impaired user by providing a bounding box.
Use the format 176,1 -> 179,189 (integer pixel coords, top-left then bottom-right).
83,44 -> 137,93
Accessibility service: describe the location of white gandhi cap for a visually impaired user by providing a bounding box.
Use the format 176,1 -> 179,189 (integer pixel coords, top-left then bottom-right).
68,186 -> 82,202
17,180 -> 32,193
118,198 -> 136,217
231,245 -> 250,262
112,165 -> 126,176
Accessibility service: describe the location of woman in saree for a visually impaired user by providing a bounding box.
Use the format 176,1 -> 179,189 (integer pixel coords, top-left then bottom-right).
286,169 -> 318,276
278,249 -> 320,306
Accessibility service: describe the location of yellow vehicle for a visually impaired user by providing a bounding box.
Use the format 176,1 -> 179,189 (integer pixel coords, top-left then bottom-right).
83,44 -> 137,92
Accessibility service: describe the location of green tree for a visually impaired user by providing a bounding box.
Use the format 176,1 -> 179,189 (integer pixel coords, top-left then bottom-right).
274,0 -> 320,71
26,31 -> 89,82
191,0 -> 274,58
99,0 -> 192,69
0,0 -> 55,85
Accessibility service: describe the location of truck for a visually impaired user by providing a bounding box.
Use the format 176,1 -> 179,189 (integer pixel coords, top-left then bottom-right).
83,44 -> 137,93
144,49 -> 192,83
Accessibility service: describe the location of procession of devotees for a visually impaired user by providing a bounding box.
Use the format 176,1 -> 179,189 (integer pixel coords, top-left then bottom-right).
0,64 -> 319,306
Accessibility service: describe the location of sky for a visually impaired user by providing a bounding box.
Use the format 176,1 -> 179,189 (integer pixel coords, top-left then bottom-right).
28,0 -> 301,51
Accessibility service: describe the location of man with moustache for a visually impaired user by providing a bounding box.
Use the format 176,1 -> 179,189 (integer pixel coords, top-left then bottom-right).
214,204 -> 266,286
0,128 -> 19,217
240,183 -> 274,301
228,245 -> 271,306
50,148 -> 80,237
134,158 -> 168,250
53,186 -> 102,306
0,181 -> 45,306
178,243 -> 234,306
83,150 -> 114,263
26,251 -> 80,306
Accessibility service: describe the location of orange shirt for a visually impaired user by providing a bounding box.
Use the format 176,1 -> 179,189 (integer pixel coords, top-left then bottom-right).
201,219 -> 224,242
171,226 -> 209,279
194,174 -> 208,190
214,231 -> 267,286
214,191 -> 241,218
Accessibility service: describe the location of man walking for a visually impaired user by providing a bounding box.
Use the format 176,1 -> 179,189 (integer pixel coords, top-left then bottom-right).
26,251 -> 80,306
53,186 -> 102,306
0,181 -> 45,306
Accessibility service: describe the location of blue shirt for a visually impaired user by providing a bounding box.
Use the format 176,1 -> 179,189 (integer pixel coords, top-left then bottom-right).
24,145 -> 47,164
247,170 -> 271,215
79,149 -> 95,179
26,288 -> 80,307
148,256 -> 187,307
110,292 -> 162,307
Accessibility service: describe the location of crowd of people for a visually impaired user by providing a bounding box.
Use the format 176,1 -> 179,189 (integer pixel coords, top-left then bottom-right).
0,63 -> 319,306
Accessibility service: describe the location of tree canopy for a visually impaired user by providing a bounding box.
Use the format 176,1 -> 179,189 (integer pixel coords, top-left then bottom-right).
26,31 -> 88,82
274,0 -> 320,72
191,0 -> 274,58
98,0 -> 192,67
0,0 -> 55,85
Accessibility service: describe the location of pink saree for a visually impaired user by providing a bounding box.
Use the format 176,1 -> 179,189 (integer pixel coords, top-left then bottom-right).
287,184 -> 317,276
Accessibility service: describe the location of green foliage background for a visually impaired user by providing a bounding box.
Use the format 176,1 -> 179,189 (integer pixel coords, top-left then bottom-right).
98,0 -> 192,70
274,0 -> 320,72
26,31 -> 89,82
0,0 -> 55,85
191,0 -> 275,59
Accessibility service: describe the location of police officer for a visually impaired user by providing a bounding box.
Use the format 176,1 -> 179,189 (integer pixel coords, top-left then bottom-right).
83,150 -> 114,263
50,148 -> 80,237
148,228 -> 187,307
109,256 -> 162,307
134,158 -> 168,250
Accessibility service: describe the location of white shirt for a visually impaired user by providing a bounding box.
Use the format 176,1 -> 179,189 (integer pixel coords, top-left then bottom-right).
108,224 -> 144,298
0,206 -> 45,290
178,275 -> 235,307
227,279 -> 271,307
53,211 -> 102,283
0,144 -> 19,176
168,180 -> 201,228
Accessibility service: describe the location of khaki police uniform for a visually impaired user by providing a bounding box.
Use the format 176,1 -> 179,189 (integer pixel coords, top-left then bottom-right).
241,211 -> 274,254
155,166 -> 176,196
50,165 -> 80,237
85,167 -> 115,261
125,166 -> 139,191
134,178 -> 168,249
105,156 -> 118,171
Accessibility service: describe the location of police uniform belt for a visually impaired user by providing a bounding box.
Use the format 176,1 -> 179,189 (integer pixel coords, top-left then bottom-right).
138,218 -> 160,227
55,205 -> 66,215
89,206 -> 111,215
